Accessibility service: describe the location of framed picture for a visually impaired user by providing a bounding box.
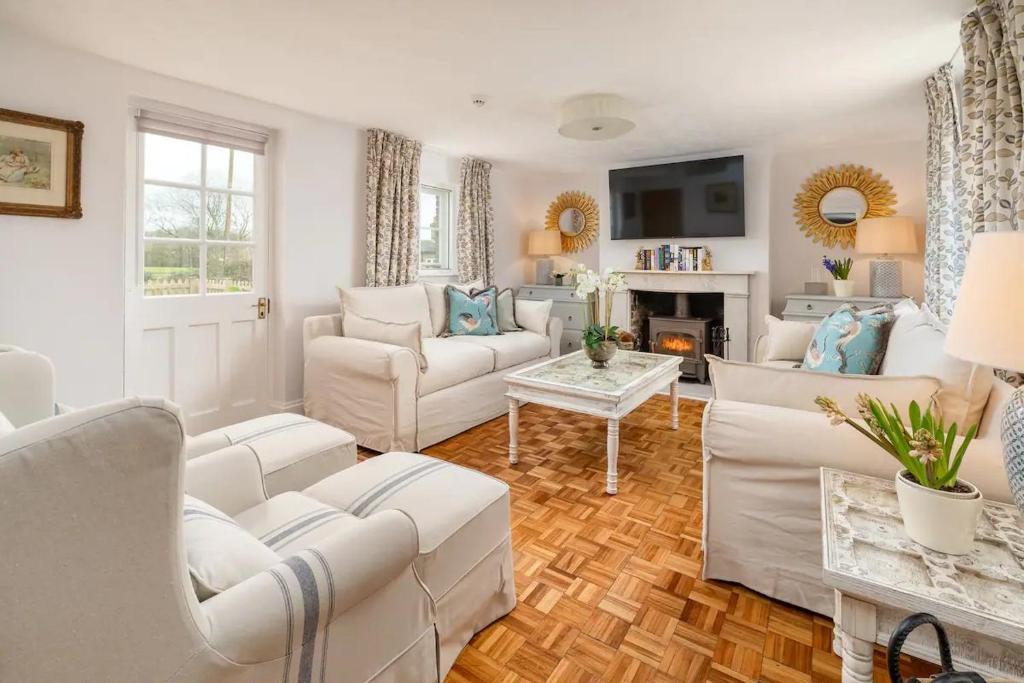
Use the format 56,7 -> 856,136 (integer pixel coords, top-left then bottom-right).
0,108 -> 83,218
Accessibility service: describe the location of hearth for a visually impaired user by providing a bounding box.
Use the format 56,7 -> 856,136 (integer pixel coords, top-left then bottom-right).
649,316 -> 713,383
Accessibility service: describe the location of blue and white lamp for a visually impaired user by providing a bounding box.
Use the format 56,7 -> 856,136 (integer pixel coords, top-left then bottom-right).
945,232 -> 1024,514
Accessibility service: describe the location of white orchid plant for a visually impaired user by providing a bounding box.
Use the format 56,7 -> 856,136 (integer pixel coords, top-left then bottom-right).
571,265 -> 627,350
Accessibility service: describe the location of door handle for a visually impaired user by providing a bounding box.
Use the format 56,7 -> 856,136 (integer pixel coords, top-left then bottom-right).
251,297 -> 270,319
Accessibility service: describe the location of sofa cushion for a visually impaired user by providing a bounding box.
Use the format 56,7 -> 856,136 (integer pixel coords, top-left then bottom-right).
234,491 -> 358,555
443,286 -> 500,336
339,283 -> 435,338
448,331 -> 550,370
304,451 -> 511,599
418,337 -> 495,396
763,315 -> 816,361
183,494 -> 280,601
803,304 -> 895,375
424,280 -> 482,336
881,308 -> 994,428
515,298 -> 552,335
343,311 -> 427,370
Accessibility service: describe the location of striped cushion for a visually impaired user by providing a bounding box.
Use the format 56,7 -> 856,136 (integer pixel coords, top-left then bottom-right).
183,495 -> 280,601
234,492 -> 358,556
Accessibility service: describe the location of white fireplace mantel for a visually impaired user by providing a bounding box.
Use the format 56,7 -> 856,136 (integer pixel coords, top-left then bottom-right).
612,270 -> 753,362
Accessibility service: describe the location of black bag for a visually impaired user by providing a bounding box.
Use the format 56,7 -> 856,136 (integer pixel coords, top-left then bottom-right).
887,613 -> 986,683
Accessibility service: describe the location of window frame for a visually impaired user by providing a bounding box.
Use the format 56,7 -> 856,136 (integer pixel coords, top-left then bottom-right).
418,183 -> 455,274
137,132 -> 261,297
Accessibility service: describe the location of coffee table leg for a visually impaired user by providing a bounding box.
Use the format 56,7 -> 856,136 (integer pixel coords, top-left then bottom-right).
834,591 -> 876,683
670,380 -> 679,430
508,398 -> 519,465
606,418 -> 619,495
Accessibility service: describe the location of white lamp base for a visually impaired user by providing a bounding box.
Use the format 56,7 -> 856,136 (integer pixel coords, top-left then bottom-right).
869,259 -> 902,298
535,257 -> 554,285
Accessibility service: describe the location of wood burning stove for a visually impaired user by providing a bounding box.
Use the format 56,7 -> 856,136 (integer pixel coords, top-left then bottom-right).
648,316 -> 713,383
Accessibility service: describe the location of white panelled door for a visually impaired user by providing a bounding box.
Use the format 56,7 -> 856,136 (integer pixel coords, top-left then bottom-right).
125,124 -> 270,435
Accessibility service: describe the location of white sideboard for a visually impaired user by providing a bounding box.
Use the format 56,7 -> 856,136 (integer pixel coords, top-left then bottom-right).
517,284 -> 587,355
782,294 -> 907,323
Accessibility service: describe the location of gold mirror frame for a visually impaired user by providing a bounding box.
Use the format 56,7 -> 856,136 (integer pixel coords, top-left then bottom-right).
793,164 -> 897,248
545,191 -> 599,253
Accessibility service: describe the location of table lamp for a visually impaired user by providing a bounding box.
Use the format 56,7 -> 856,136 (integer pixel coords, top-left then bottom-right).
528,229 -> 562,284
855,216 -> 918,297
944,231 -> 1024,513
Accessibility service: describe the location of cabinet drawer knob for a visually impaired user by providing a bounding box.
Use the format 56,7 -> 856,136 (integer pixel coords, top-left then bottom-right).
567,315 -> 573,321
806,304 -> 813,310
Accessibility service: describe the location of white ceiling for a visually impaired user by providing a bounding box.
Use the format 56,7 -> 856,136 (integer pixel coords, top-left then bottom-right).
1,0 -> 970,169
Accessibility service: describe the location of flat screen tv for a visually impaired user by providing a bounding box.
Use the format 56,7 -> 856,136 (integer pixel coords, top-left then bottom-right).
609,155 -> 745,239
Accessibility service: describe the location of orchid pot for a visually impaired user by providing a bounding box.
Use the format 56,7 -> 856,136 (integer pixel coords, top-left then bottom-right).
572,265 -> 626,368
584,341 -> 618,368
895,470 -> 982,555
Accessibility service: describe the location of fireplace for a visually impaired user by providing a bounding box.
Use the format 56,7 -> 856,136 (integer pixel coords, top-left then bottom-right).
649,316 -> 713,383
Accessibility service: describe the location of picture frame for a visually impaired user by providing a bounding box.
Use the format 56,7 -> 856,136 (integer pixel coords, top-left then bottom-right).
0,108 -> 83,218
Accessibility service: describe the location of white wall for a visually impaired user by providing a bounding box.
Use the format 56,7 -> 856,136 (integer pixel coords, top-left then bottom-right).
768,140 -> 926,315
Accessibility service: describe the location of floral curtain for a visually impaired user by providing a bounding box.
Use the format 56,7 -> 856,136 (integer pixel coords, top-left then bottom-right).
456,157 -> 495,284
365,129 -> 422,287
957,0 -> 1024,386
924,64 -> 966,323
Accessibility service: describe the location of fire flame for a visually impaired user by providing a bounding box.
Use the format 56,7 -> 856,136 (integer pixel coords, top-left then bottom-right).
660,335 -> 695,353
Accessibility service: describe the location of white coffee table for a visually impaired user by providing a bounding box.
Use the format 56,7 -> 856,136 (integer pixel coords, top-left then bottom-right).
820,468 -> 1024,683
504,350 -> 681,495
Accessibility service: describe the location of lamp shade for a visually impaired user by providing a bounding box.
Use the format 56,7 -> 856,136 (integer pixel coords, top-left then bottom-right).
855,216 -> 918,255
945,232 -> 1024,371
558,94 -> 635,141
528,229 -> 562,256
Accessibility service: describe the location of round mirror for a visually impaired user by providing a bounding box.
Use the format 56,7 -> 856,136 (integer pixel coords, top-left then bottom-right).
818,187 -> 868,226
559,207 -> 586,236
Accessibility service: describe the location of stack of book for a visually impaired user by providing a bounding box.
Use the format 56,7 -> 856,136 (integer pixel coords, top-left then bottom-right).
635,245 -> 706,271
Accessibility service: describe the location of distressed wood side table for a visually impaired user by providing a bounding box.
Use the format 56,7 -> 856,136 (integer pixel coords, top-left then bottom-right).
820,468 -> 1024,682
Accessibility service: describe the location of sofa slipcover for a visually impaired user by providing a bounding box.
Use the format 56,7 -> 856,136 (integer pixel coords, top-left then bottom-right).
418,337 -> 495,396
448,331 -> 552,370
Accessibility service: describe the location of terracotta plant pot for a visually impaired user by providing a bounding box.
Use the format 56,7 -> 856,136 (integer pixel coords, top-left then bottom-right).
584,340 -> 618,368
833,279 -> 855,297
895,470 -> 983,555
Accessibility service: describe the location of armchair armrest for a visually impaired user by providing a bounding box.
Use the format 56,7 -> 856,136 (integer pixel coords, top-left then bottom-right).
0,347 -> 56,427
200,509 -> 420,664
185,445 -> 268,516
546,316 -> 564,357
302,313 -> 342,357
707,355 -> 941,416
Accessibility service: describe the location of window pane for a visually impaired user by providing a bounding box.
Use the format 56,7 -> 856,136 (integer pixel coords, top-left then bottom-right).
207,145 -> 254,191
420,190 -> 441,268
144,243 -> 199,297
144,184 -> 201,238
207,245 -> 253,293
143,133 -> 201,185
206,193 -> 254,241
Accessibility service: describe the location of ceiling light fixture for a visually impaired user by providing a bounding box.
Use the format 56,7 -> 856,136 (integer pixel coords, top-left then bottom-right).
558,94 -> 635,141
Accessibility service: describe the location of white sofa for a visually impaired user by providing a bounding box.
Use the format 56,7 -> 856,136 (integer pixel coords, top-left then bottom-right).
701,306 -> 1013,617
303,282 -> 563,452
0,397 -> 515,681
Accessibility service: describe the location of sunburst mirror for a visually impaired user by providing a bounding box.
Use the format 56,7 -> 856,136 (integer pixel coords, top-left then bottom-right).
793,164 -> 897,248
545,191 -> 598,253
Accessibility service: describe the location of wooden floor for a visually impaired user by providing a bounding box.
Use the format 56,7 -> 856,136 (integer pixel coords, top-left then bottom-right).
370,397 -> 937,682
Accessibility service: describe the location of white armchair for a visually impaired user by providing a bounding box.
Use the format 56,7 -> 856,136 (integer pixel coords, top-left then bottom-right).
0,398 -> 437,683
0,344 -> 57,427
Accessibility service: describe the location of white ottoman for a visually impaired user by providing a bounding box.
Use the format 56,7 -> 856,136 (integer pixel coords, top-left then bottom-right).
187,414 -> 357,496
304,452 -> 515,678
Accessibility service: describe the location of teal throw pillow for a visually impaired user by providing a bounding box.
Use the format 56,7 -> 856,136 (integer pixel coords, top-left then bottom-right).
444,286 -> 500,336
802,304 -> 895,375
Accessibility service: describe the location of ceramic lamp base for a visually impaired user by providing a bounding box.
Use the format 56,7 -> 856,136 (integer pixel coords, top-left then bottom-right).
535,257 -> 554,285
869,259 -> 903,298
1002,385 -> 1024,514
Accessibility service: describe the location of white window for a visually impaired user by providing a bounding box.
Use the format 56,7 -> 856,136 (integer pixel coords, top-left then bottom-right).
419,185 -> 453,272
137,110 -> 266,297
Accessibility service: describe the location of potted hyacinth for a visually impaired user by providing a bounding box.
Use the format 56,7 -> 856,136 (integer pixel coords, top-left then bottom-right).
572,265 -> 627,368
816,394 -> 982,555
822,256 -> 854,297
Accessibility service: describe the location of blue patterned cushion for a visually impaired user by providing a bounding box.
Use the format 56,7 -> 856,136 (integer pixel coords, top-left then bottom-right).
444,285 -> 500,336
802,304 -> 896,375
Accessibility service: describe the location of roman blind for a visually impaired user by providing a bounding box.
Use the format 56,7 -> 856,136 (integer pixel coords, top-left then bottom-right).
136,108 -> 269,155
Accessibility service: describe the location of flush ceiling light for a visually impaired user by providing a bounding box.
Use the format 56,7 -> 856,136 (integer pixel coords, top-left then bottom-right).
558,94 -> 635,140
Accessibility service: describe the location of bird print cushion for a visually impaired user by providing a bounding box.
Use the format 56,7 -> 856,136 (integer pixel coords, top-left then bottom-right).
802,304 -> 896,375
444,285 -> 500,336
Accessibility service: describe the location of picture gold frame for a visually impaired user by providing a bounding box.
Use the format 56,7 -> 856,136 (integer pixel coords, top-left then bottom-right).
793,164 -> 895,248
0,108 -> 83,219
545,190 -> 598,253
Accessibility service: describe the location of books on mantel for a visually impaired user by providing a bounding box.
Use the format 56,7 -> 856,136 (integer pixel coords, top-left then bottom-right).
634,245 -> 706,272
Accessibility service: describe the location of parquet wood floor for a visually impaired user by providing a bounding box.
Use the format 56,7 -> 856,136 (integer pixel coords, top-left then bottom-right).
363,396 -> 937,682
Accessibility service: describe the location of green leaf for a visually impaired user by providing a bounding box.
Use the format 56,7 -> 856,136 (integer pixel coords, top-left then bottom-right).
935,424 -> 978,488
909,401 -> 921,432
